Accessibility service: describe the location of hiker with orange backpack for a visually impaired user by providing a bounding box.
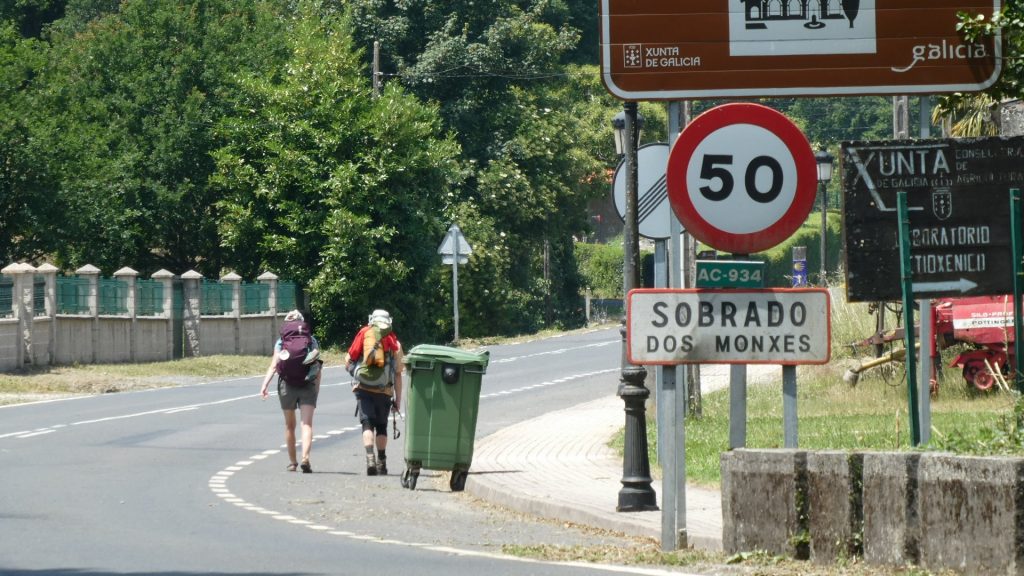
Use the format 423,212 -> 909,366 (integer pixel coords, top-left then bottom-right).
344,309 -> 403,476
260,310 -> 323,473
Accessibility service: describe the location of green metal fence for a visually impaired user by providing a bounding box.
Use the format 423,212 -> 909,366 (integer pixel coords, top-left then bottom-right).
200,280 -> 234,315
33,276 -> 46,316
241,282 -> 269,315
0,277 -> 11,318
98,278 -> 128,315
57,276 -> 90,314
136,279 -> 164,316
278,281 -> 297,312
45,274 -> 297,318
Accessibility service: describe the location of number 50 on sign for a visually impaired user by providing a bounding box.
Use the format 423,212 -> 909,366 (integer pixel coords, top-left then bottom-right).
666,103 -> 817,255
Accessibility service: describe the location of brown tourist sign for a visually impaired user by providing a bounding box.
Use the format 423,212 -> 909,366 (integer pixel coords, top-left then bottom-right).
599,0 -> 1002,100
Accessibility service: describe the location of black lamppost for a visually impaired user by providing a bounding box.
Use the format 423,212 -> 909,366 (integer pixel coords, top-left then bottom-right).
611,103 -> 658,512
815,149 -> 835,286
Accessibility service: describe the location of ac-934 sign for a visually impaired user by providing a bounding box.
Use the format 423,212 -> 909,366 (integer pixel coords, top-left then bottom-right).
666,103 -> 817,254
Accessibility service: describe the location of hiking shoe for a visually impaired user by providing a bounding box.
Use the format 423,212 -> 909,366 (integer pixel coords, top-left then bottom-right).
366,454 -> 378,476
376,458 -> 387,476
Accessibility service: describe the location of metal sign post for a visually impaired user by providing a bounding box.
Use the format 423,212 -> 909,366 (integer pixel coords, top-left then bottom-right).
438,224 -> 472,343
1012,188 -> 1024,392
897,192 -> 921,446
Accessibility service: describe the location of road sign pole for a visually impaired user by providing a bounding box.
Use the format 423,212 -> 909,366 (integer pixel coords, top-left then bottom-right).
783,365 -> 797,448
1011,188 -> 1023,392
897,192 -> 921,446
728,255 -> 749,450
658,100 -> 687,552
452,238 -> 460,344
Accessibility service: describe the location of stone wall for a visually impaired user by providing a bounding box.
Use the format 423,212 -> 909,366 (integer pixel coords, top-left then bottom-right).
722,449 -> 1024,575
1,263 -> 294,369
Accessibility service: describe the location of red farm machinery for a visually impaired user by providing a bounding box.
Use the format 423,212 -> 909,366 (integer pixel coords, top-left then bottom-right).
847,295 -> 1022,393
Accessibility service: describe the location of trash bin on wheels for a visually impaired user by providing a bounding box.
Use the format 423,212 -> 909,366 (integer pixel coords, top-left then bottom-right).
400,344 -> 489,491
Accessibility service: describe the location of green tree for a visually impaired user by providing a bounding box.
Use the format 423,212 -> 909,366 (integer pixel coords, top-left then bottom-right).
212,6 -> 462,344
346,0 -> 605,336
0,23 -> 52,263
33,0 -> 290,273
933,5 -> 1023,135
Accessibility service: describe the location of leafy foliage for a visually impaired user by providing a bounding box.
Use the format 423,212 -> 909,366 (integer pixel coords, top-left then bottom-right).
210,6 -> 461,344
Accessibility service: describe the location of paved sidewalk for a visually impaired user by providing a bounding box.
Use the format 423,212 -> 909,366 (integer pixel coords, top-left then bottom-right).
465,364 -> 780,550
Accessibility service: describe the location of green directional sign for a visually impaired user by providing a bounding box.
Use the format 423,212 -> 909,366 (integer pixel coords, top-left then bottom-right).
695,260 -> 764,289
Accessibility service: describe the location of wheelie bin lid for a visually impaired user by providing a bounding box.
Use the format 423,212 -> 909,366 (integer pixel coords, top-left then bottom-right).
404,344 -> 490,370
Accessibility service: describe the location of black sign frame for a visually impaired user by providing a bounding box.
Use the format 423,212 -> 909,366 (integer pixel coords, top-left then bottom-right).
842,136 -> 1024,302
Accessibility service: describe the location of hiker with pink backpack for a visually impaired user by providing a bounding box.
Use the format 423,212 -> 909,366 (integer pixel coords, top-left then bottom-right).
260,310 -> 323,473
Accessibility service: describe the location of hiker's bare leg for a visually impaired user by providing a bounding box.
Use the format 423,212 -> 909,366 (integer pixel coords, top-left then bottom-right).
299,403 -> 315,463
283,409 -> 298,465
376,433 -> 387,452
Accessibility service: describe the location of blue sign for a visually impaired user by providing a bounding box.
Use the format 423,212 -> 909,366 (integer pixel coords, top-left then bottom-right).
792,258 -> 808,287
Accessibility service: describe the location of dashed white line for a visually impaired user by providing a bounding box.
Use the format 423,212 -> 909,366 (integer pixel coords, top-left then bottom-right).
205,402 -> 695,576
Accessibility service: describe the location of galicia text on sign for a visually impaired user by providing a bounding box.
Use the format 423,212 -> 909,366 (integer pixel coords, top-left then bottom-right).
627,288 -> 831,365
599,1 -> 1001,100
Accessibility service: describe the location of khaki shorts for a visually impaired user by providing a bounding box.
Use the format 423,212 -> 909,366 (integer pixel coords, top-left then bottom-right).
277,377 -> 318,410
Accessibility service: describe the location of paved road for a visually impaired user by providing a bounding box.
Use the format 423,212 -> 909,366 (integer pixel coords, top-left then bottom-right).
0,327 -> 702,576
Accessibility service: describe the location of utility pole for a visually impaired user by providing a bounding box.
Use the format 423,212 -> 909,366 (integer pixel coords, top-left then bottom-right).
372,40 -> 381,98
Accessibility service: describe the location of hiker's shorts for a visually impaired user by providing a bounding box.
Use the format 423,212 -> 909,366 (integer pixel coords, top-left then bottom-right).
355,389 -> 391,435
277,377 -> 318,411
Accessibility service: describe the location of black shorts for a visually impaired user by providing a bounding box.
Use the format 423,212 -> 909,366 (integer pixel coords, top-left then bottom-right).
355,389 -> 392,435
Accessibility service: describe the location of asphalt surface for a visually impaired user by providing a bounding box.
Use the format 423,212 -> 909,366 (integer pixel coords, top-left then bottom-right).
224,363 -> 775,560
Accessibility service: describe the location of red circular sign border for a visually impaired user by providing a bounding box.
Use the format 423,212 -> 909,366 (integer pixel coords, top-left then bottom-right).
666,103 -> 817,255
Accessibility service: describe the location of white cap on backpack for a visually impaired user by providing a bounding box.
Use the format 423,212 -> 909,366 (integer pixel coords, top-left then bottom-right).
284,310 -> 304,322
369,309 -> 391,328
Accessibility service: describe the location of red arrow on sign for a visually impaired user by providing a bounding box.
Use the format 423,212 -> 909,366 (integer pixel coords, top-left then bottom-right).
666,103 -> 817,255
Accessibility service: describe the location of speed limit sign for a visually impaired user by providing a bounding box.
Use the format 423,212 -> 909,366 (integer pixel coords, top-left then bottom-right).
666,103 -> 816,255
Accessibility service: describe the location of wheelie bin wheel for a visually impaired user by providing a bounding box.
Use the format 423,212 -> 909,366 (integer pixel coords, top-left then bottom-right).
399,463 -> 415,485
450,469 -> 468,492
401,468 -> 419,490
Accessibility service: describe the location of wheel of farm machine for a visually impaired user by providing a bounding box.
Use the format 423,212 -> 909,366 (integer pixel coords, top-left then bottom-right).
963,360 -> 995,392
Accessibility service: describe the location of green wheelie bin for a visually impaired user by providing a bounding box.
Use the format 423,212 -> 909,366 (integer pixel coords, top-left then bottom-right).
400,344 -> 489,491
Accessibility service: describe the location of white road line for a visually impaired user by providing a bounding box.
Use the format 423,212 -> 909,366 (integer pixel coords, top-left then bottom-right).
206,420 -> 699,576
491,339 -> 618,364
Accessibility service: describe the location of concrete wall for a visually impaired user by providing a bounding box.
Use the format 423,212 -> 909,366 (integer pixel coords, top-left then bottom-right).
863,452 -> 919,566
241,316 -> 276,356
2,264 -> 292,370
0,319 -> 18,370
134,318 -> 171,363
55,316 -> 94,365
723,449 -> 1024,575
721,449 -> 807,558
807,451 -> 863,564
918,454 -> 1024,575
199,317 -> 237,356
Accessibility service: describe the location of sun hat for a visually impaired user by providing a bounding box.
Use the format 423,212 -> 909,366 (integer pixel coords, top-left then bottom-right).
368,309 -> 392,328
284,310 -> 304,322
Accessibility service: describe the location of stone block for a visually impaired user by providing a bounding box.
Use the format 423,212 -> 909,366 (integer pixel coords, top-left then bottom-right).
918,454 -> 1024,575
863,452 -> 920,566
807,451 -> 863,563
721,449 -> 807,557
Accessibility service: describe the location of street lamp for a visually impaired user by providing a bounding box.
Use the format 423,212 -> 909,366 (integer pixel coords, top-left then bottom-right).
611,109 -> 645,156
815,149 -> 835,286
610,102 -> 657,512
